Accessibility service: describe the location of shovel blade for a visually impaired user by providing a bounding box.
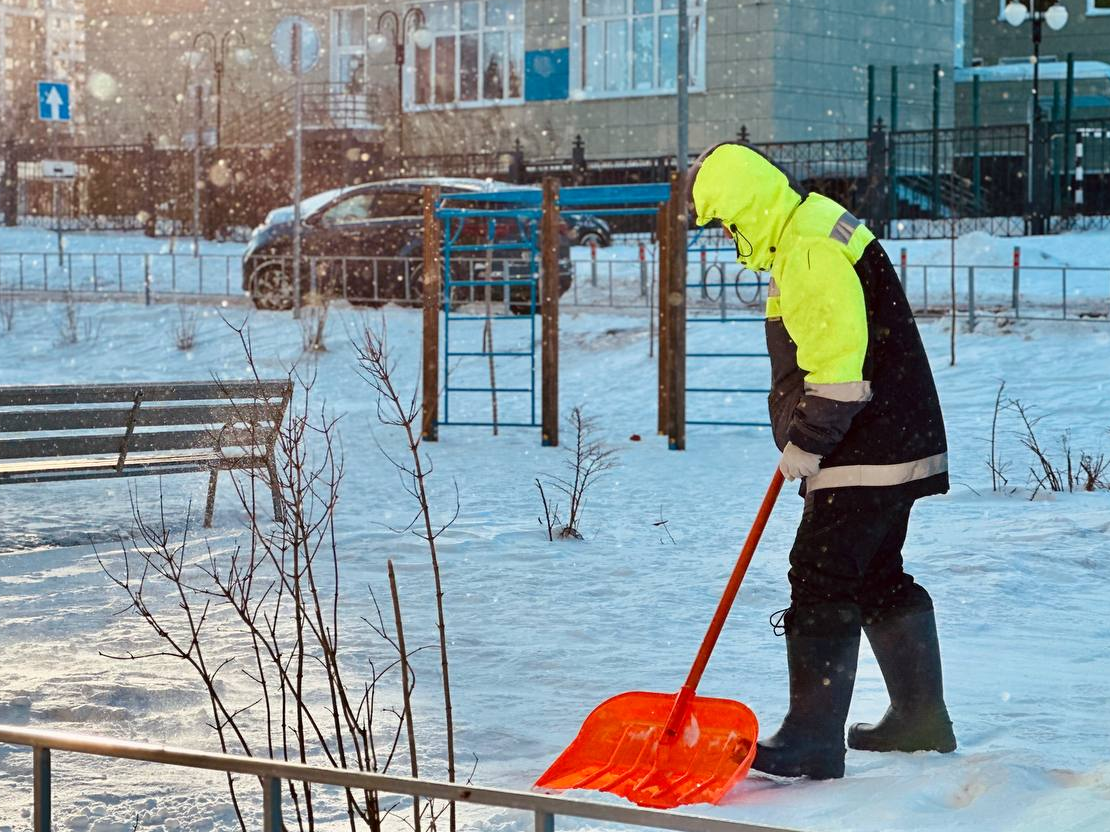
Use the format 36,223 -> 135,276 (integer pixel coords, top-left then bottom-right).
535,691 -> 758,809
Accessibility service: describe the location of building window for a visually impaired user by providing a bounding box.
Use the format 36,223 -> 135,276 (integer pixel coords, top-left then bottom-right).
406,0 -> 524,110
332,6 -> 367,91
571,0 -> 705,98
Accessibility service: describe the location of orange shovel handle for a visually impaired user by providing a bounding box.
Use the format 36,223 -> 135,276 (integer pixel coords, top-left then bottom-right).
662,468 -> 785,738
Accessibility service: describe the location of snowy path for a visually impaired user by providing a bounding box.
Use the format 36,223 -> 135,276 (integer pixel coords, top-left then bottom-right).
0,300 -> 1107,831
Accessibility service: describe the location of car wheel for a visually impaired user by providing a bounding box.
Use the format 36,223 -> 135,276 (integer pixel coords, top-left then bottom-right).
578,230 -> 606,247
250,261 -> 294,311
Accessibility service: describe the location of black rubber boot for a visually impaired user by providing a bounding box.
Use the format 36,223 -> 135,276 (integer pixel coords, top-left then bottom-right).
753,603 -> 861,780
849,601 -> 956,753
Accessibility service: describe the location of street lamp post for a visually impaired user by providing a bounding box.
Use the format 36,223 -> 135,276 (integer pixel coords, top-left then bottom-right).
370,8 -> 429,159
188,30 -> 251,148
1003,1 -> 1069,234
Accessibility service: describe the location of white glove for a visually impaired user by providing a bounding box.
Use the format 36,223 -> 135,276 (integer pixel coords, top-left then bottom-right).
779,442 -> 823,482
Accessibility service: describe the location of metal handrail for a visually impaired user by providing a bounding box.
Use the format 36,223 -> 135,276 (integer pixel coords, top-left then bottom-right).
0,724 -> 800,832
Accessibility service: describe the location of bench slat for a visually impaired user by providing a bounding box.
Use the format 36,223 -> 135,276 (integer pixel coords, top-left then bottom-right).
0,403 -> 285,434
0,453 -> 268,484
0,380 -> 291,408
0,426 -> 276,461
0,450 -> 222,474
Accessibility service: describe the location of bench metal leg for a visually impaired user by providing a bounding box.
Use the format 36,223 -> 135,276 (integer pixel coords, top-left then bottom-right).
262,776 -> 282,832
34,746 -> 50,832
204,469 -> 218,528
266,458 -> 285,524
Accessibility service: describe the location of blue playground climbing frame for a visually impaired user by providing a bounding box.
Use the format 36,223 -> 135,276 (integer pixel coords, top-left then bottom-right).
436,189 -> 543,429
434,184 -> 671,435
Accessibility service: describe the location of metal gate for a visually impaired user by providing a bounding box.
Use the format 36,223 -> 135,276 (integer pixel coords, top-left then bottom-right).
434,183 -> 672,435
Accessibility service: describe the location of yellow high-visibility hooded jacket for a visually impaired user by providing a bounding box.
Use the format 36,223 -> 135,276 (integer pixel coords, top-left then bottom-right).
690,143 -> 948,498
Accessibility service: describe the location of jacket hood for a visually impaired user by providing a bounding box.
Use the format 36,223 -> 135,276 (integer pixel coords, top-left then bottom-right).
689,143 -> 803,272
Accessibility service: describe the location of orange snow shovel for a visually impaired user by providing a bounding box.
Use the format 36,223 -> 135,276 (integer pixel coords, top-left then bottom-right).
535,469 -> 785,809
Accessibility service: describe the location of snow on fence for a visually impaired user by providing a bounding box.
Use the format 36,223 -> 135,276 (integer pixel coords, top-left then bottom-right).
0,250 -> 245,302
0,725 -> 801,832
565,251 -> 1110,324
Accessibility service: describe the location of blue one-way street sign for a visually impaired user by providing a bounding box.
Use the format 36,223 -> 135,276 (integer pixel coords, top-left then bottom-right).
37,81 -> 71,122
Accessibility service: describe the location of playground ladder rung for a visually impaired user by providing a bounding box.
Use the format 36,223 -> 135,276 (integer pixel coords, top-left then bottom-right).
446,350 -> 532,357
446,243 -> 536,253
581,207 -> 660,217
441,420 -> 539,428
436,208 -> 543,219
445,386 -> 533,394
445,278 -> 536,287
687,419 -> 773,427
688,317 -> 765,323
447,314 -> 524,321
687,352 -> 768,359
686,282 -> 765,289
687,387 -> 770,394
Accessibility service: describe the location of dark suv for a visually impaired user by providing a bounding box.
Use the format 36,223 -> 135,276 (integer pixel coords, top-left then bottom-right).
242,177 -> 572,311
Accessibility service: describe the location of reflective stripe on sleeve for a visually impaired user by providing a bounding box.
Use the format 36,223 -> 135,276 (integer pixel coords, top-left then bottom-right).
804,380 -> 873,403
806,452 -> 948,492
830,211 -> 861,245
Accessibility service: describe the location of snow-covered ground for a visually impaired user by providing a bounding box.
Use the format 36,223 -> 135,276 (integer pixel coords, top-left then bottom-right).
0,235 -> 1108,831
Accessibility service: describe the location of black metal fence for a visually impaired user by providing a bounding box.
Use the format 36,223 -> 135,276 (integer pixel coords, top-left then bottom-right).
2,120 -> 1107,240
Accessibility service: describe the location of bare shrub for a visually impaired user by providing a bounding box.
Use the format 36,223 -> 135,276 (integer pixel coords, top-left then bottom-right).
535,478 -> 562,542
1011,399 -> 1064,496
173,305 -> 199,351
987,381 -> 1011,492
299,296 -> 330,354
55,291 -> 101,345
654,506 -> 676,545
1075,451 -> 1109,492
537,407 -> 618,540
96,326 -> 443,832
1008,400 -> 1109,497
354,320 -> 461,832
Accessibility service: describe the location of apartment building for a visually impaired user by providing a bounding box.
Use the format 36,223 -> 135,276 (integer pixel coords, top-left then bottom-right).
83,0 -> 957,155
0,0 -> 85,139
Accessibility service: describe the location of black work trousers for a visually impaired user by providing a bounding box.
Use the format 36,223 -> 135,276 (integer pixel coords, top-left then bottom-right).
787,488 -> 932,630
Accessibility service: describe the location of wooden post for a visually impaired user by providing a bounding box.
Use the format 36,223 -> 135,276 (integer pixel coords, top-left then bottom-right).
422,186 -> 441,442
668,175 -> 687,451
541,177 -> 560,447
143,133 -> 158,237
656,199 -> 672,436
1,138 -> 17,227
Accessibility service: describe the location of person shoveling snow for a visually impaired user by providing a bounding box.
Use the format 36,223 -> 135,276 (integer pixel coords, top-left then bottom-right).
688,142 -> 958,780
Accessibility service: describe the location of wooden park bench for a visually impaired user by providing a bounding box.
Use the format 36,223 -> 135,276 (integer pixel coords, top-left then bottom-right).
0,380 -> 292,527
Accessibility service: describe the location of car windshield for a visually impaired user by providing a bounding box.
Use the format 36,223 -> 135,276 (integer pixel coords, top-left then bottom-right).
320,193 -> 376,225
372,191 -> 424,218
